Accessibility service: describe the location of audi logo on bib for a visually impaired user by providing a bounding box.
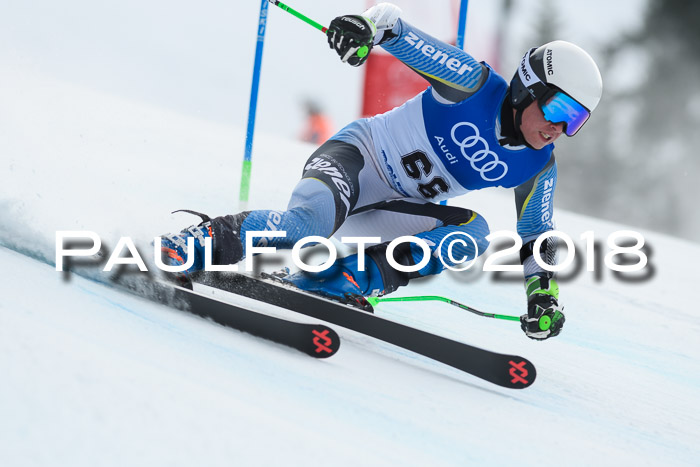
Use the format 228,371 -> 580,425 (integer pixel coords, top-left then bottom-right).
450,122 -> 508,182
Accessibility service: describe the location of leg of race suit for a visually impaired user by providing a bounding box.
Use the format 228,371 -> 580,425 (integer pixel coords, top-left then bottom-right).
235,140 -> 366,255
365,202 -> 491,294
284,200 -> 491,297
161,140 -> 366,272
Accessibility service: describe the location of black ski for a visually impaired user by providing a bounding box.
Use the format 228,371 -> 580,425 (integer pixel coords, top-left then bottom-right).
117,278 -> 340,358
194,272 -> 536,389
7,243 -> 341,359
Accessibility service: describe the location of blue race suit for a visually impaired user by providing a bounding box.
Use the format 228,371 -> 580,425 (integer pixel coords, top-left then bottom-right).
201,16 -> 559,292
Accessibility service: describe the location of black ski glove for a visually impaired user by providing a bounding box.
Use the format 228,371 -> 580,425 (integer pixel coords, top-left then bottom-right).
327,15 -> 376,67
520,276 -> 565,340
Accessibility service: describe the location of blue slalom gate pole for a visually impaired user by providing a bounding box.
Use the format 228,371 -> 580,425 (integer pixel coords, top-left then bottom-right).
239,0 -> 269,209
456,0 -> 469,50
442,0 -> 468,206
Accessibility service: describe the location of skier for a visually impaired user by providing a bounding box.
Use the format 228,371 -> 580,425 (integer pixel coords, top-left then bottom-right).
161,3 -> 603,341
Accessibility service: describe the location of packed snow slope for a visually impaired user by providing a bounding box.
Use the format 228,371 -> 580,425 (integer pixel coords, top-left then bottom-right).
2,71 -> 700,466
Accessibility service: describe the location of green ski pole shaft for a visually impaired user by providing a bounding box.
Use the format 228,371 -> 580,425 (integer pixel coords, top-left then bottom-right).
268,0 -> 328,33
267,0 -> 370,59
365,295 -> 521,322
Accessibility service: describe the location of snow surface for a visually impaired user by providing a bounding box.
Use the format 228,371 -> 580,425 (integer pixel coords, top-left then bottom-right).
2,65 -> 700,466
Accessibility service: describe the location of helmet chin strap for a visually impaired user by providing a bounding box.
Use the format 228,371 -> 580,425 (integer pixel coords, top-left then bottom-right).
499,93 -> 539,150
514,107 -> 524,135
513,106 -> 537,150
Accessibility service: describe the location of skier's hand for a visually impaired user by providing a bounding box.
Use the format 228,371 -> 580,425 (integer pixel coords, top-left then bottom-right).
520,276 -> 565,340
327,15 -> 376,67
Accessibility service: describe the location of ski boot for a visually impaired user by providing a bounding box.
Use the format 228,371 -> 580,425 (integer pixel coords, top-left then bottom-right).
280,253 -> 386,310
159,211 -> 249,287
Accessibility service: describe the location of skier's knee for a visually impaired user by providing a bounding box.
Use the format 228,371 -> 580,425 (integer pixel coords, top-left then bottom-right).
425,210 -> 491,262
460,211 -> 490,258
286,178 -> 337,237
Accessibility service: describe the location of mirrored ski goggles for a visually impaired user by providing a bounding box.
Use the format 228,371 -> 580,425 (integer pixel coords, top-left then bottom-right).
539,91 -> 591,136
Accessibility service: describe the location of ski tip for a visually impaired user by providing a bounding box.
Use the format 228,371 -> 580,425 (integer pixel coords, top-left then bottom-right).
306,326 -> 341,358
504,358 -> 536,389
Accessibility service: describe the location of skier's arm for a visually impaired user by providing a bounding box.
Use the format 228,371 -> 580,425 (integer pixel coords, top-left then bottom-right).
513,155 -> 565,340
514,155 -> 558,278
328,3 -> 487,102
371,13 -> 487,102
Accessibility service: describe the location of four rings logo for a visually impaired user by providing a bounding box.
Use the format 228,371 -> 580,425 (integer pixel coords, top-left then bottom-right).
449,122 -> 508,182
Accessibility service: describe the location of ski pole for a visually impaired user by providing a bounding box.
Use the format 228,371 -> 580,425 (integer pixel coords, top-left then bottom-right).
365,295 -> 521,322
268,0 -> 327,33
267,0 -> 370,59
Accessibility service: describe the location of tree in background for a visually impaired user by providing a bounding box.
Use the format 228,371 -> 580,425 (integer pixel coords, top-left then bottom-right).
623,0 -> 700,241
525,0 -> 700,242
